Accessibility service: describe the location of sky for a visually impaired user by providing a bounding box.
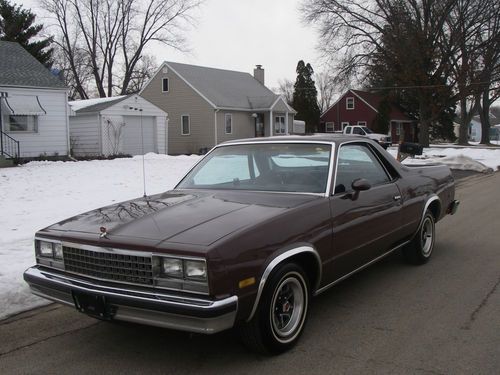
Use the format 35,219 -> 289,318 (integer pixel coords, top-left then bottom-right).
18,0 -> 321,90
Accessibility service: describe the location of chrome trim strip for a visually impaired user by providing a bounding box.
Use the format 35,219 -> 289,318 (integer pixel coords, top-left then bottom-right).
24,267 -> 235,310
314,240 -> 410,295
418,195 -> 441,228
247,245 -> 322,322
174,140 -> 336,197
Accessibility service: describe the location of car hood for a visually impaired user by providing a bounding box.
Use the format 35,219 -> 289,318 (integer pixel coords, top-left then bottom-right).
41,190 -> 320,247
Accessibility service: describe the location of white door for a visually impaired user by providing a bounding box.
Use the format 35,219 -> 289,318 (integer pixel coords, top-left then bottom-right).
122,116 -> 156,155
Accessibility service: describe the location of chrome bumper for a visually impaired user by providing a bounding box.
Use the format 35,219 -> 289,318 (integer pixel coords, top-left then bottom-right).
23,266 -> 237,334
447,200 -> 460,215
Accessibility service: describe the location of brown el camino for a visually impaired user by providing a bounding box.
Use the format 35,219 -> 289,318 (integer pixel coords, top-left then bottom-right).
24,135 -> 459,354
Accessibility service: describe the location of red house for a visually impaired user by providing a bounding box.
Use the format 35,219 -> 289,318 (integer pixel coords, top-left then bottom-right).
320,89 -> 416,142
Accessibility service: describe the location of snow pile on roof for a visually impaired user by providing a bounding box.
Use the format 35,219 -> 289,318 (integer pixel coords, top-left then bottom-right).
68,95 -> 127,111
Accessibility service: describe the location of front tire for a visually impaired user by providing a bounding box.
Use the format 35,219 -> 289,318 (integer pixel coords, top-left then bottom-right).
403,210 -> 435,264
239,263 -> 309,355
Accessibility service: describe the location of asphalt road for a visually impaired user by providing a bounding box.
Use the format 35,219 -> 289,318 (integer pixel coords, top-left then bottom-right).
1,172 -> 499,374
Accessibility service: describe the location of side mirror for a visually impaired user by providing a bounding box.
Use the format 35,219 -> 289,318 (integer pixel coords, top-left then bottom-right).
351,178 -> 371,191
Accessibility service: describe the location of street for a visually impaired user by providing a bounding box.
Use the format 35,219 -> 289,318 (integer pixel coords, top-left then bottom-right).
1,172 -> 499,374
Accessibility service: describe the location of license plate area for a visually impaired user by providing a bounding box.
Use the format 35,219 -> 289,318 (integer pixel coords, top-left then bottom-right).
72,291 -> 113,320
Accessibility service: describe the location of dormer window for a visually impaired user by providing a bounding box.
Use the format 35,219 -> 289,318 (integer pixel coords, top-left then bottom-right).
162,78 -> 169,92
346,97 -> 354,110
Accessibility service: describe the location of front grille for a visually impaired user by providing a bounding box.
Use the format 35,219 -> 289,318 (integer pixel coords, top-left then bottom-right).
63,246 -> 154,285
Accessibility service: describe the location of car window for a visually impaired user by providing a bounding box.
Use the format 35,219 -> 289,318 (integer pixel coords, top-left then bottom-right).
345,127 -> 351,134
177,143 -> 332,194
361,127 -> 373,134
352,127 -> 364,135
334,144 -> 390,194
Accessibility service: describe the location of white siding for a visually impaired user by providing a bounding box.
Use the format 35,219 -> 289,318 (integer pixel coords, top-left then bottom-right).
69,113 -> 100,156
0,86 -> 69,157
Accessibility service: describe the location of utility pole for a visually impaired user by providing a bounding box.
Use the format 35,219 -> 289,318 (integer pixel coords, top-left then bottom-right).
0,92 -> 8,156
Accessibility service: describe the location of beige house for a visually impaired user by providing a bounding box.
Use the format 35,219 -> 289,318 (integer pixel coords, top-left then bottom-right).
140,62 -> 296,154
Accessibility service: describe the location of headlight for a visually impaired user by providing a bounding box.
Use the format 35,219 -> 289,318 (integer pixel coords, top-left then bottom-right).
153,256 -> 208,294
37,240 -> 64,260
380,136 -> 386,142
35,239 -> 65,270
39,241 -> 54,257
161,258 -> 183,278
185,260 -> 207,281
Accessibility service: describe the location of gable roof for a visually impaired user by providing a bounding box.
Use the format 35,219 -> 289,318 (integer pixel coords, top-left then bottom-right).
143,61 -> 295,112
321,89 -> 413,122
0,41 -> 66,89
69,95 -> 129,113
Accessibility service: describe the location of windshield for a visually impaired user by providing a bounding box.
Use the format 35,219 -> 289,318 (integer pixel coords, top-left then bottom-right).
176,143 -> 332,194
361,126 -> 373,134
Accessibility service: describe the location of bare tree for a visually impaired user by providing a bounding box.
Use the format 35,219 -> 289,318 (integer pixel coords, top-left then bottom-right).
315,70 -> 337,113
275,78 -> 294,105
42,0 -> 202,98
302,0 -> 458,146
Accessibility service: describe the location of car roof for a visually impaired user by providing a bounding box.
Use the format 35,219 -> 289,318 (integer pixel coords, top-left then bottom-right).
220,134 -> 368,145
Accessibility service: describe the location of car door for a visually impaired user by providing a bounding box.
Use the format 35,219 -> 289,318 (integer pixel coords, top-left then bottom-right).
325,142 -> 403,282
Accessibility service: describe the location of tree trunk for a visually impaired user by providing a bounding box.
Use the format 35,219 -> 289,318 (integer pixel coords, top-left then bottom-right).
479,89 -> 492,145
457,97 -> 476,146
418,95 -> 431,147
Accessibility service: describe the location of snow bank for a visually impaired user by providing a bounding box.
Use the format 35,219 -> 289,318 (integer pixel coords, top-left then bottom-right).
0,154 -> 200,319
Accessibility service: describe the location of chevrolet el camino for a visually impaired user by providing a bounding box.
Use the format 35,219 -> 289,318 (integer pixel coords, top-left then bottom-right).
24,135 -> 459,354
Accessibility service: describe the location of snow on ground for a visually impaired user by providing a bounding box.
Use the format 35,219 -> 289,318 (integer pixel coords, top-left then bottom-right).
387,146 -> 500,172
1,145 -> 500,320
0,154 -> 200,319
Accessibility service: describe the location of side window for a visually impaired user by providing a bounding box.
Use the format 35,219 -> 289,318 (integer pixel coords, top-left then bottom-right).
181,115 -> 190,135
345,126 -> 352,134
352,127 -> 364,135
162,78 -> 169,92
334,144 -> 390,194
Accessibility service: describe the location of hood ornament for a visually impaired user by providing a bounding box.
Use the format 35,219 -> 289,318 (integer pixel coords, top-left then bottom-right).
99,226 -> 109,239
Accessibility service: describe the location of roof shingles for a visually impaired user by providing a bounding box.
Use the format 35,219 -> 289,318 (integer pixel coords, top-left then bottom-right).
0,41 -> 66,89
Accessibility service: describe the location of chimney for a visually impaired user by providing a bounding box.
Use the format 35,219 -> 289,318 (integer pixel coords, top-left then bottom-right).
254,65 -> 264,85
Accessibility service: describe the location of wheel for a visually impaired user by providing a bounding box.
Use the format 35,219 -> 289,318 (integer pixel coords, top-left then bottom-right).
403,210 -> 435,264
239,263 -> 309,355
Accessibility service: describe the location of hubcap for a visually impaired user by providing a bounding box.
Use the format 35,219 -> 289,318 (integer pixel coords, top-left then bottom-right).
421,217 -> 434,256
271,276 -> 305,341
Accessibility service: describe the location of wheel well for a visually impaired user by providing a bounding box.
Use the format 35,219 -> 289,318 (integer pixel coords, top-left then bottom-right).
288,252 -> 320,293
428,200 -> 441,221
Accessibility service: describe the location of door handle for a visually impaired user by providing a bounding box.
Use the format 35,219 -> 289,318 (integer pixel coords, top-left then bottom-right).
393,195 -> 401,201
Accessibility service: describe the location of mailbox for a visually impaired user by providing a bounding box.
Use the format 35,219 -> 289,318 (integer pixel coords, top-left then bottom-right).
399,142 -> 423,156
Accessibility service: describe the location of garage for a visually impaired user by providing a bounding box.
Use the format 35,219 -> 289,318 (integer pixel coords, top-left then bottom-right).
122,116 -> 156,155
69,95 -> 167,156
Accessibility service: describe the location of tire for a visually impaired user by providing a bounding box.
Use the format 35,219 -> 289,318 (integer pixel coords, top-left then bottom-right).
239,263 -> 309,355
403,210 -> 435,265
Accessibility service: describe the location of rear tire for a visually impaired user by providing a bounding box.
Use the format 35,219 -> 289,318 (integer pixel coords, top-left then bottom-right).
403,210 -> 435,265
239,263 -> 309,355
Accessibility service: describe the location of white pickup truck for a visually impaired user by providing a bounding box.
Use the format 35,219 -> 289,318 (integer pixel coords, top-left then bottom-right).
343,125 -> 392,149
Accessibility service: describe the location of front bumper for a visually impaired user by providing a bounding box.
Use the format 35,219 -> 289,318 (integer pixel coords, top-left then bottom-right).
23,266 -> 237,334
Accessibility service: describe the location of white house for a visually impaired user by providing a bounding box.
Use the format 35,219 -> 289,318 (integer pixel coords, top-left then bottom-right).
0,41 -> 69,158
68,95 -> 168,156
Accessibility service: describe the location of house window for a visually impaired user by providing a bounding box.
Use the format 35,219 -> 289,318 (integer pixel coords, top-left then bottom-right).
341,122 -> 350,130
325,122 -> 334,133
357,121 -> 367,126
3,115 -> 38,132
225,114 -> 232,134
181,115 -> 190,135
162,78 -> 169,92
396,123 -> 401,136
346,97 -> 355,110
274,116 -> 286,134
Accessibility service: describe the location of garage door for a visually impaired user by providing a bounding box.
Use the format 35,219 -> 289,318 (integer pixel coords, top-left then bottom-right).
122,116 -> 156,155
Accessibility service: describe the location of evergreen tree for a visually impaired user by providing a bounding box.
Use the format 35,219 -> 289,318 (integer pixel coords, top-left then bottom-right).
373,97 -> 391,134
0,0 -> 53,68
292,60 -> 320,133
